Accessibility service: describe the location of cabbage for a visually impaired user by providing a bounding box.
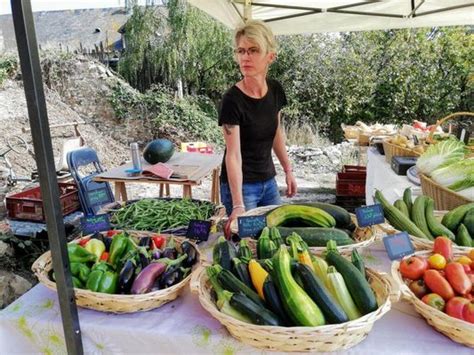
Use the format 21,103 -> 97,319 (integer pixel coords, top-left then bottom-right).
416,138 -> 466,175
430,159 -> 474,190
456,187 -> 474,201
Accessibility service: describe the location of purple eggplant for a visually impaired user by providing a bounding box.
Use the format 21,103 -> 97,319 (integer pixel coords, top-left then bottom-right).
130,254 -> 187,294
162,237 -> 177,259
118,259 -> 136,294
138,236 -> 151,247
180,241 -> 197,267
151,249 -> 162,260
138,251 -> 150,269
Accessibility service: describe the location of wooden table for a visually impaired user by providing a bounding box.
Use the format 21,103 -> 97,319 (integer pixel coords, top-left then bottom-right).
94,152 -> 223,204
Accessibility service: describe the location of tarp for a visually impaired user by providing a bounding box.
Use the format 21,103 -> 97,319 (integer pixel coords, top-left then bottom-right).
188,0 -> 474,34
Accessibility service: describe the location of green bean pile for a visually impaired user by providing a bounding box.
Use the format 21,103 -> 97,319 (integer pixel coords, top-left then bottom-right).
110,198 -> 215,232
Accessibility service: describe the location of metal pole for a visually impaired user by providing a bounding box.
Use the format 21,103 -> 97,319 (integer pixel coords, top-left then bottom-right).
10,1 -> 83,354
244,0 -> 252,22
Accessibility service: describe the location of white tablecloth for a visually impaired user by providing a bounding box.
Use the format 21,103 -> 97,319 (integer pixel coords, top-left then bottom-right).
1,238 -> 472,354
365,148 -> 421,205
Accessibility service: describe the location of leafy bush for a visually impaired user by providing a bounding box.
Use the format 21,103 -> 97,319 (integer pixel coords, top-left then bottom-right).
0,55 -> 18,87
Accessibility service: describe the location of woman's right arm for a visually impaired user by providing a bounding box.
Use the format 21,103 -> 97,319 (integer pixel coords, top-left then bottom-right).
222,123 -> 245,236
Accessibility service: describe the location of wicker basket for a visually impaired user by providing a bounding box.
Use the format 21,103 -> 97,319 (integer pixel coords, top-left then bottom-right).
377,210 -> 473,252
229,205 -> 377,255
420,174 -> 471,210
31,232 -> 200,313
391,250 -> 474,348
382,139 -> 422,164
190,264 -> 394,352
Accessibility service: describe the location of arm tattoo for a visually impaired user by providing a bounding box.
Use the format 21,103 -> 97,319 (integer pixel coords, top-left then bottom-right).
223,124 -> 235,135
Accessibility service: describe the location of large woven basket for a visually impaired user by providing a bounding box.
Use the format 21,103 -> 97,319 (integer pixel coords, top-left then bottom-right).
230,205 -> 377,255
420,174 -> 471,210
190,264 -> 394,352
382,139 -> 422,164
391,250 -> 474,347
32,232 -> 200,313
377,210 -> 473,252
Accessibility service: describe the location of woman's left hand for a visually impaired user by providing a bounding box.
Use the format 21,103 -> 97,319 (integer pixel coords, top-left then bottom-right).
285,171 -> 297,197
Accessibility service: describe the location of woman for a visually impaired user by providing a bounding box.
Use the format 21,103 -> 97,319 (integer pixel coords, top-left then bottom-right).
218,20 -> 297,237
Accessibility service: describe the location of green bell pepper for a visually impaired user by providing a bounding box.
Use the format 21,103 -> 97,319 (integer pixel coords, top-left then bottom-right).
86,269 -> 104,292
85,263 -> 118,294
97,271 -> 118,294
72,276 -> 84,289
70,262 -> 91,283
109,233 -> 129,266
68,244 -> 97,264
85,239 -> 106,262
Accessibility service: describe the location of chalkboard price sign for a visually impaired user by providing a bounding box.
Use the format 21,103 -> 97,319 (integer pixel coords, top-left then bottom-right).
238,215 -> 267,238
383,232 -> 414,260
186,220 -> 212,241
81,214 -> 111,235
87,187 -> 110,207
355,204 -> 385,227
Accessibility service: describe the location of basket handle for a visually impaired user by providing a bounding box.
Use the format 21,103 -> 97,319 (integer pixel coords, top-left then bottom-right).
426,111 -> 474,144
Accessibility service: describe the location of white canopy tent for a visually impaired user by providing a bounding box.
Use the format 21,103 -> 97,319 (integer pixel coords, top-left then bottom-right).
187,0 -> 474,34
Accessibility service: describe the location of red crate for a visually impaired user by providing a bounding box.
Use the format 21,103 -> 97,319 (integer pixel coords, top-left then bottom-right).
336,172 -> 366,197
6,183 -> 81,222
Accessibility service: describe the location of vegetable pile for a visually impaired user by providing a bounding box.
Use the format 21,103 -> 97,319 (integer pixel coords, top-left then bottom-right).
398,237 -> 474,323
51,231 -> 198,295
110,198 -> 215,232
376,188 -> 474,246
416,138 -> 474,200
207,232 -> 379,327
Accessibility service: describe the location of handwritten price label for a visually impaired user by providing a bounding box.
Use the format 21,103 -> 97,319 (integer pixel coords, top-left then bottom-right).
355,204 -> 385,227
186,220 -> 212,241
383,232 -> 414,260
238,215 -> 266,238
81,214 -> 111,235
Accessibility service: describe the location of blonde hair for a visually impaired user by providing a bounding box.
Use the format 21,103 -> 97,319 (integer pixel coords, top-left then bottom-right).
234,20 -> 277,54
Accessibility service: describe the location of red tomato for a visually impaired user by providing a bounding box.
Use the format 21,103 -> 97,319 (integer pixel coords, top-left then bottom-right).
100,251 -> 109,261
409,279 -> 429,299
421,293 -> 445,311
107,230 -> 120,238
445,262 -> 472,295
462,301 -> 474,323
400,256 -> 428,280
151,235 -> 166,249
462,264 -> 471,274
78,237 -> 91,247
433,237 -> 453,262
445,297 -> 470,320
424,269 -> 455,300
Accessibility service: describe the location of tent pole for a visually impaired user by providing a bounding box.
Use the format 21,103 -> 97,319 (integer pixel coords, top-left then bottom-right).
10,1 -> 83,354
244,0 -> 252,22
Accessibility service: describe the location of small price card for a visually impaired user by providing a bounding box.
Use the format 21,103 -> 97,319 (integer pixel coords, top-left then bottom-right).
355,204 -> 385,227
238,215 -> 266,238
81,214 -> 111,235
383,232 -> 414,260
186,220 -> 212,241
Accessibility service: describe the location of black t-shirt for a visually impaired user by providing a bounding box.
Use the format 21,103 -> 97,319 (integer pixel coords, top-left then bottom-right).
218,79 -> 287,183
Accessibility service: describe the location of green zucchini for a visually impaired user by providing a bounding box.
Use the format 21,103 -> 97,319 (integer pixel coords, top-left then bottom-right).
257,227 -> 277,259
266,205 -> 336,228
278,227 -> 353,246
269,227 -> 284,246
351,249 -> 366,279
326,266 -> 362,321
213,236 -> 237,271
262,274 -> 293,326
375,190 -> 429,240
462,209 -> 474,237
425,198 -> 455,240
229,292 -> 282,326
403,188 -> 413,216
232,258 -> 253,289
238,239 -> 252,263
411,196 -> 434,240
272,245 -> 325,326
455,223 -> 473,247
302,202 -> 352,229
325,241 -> 378,315
394,199 -> 410,218
294,263 -> 349,324
216,266 -> 265,308
442,203 -> 474,232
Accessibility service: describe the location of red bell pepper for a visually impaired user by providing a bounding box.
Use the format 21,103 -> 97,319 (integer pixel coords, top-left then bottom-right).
78,237 -> 91,247
151,235 -> 166,249
107,230 -> 121,238
100,251 -> 109,262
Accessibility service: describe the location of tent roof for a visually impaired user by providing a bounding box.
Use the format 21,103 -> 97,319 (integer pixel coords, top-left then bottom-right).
188,0 -> 474,34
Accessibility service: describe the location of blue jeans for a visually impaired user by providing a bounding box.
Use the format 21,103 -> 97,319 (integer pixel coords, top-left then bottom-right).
220,177 -> 281,216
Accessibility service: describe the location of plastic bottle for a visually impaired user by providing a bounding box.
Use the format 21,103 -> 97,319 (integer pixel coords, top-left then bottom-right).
130,142 -> 142,171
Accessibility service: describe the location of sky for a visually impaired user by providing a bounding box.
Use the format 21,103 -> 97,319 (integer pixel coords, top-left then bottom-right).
0,1 -> 153,15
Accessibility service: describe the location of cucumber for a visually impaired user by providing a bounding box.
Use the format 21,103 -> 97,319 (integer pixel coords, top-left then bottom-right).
394,199 -> 410,218
411,196 -> 434,240
229,292 -> 282,326
455,223 -> 473,247
278,227 -> 353,246
462,209 -> 474,237
266,205 -> 336,228
294,263 -> 349,324
442,203 -> 474,232
217,268 -> 265,308
375,190 -> 429,240
325,250 -> 378,315
425,198 -> 455,241
403,188 -> 413,216
302,202 -> 352,229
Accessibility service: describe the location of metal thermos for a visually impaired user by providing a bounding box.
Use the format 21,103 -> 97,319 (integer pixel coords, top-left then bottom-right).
130,142 -> 142,171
